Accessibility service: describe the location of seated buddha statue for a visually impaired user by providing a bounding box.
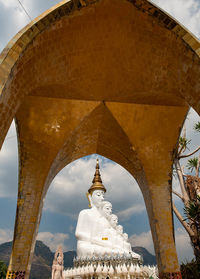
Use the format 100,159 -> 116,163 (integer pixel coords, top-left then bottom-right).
115,225 -> 125,255
123,232 -> 141,259
106,214 -> 119,255
75,159 -> 106,257
75,159 -> 141,260
123,232 -> 132,253
92,201 -> 113,255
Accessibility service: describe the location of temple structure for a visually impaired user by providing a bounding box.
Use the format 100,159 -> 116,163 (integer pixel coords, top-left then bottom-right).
63,160 -> 158,279
3,0 -> 200,277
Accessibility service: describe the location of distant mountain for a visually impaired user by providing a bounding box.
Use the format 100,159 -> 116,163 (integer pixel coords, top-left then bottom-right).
132,247 -> 156,265
0,241 -> 52,279
30,241 -> 53,279
0,241 -> 156,279
0,242 -> 12,266
63,251 -> 76,268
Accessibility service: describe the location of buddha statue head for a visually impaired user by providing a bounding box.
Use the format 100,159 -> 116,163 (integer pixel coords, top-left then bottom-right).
123,233 -> 128,241
87,159 -> 106,208
90,189 -> 105,208
109,214 -> 118,228
116,225 -> 123,235
101,201 -> 112,218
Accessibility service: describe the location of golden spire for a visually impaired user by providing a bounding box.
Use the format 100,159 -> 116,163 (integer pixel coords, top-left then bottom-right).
88,159 -> 106,194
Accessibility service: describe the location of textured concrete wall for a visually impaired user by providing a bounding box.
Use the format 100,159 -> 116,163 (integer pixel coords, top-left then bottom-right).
1,0 -> 200,278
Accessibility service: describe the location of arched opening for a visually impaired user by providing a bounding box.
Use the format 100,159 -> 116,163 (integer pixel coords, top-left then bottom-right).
39,155 -> 150,251
38,155 -> 152,278
13,93 -> 183,277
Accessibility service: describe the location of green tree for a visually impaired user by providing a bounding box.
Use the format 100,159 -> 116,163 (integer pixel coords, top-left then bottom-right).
0,261 -> 7,279
173,122 -> 200,263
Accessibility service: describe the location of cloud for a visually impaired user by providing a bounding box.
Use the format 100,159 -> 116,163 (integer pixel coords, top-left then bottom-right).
152,0 -> 200,38
129,227 -> 194,263
44,156 -> 144,222
0,0 -> 61,52
129,231 -> 155,255
0,121 -> 18,199
0,0 -> 29,49
117,204 -> 145,220
175,227 -> 194,263
0,228 -> 13,244
37,232 -> 69,252
69,225 -> 75,234
0,0 -> 20,9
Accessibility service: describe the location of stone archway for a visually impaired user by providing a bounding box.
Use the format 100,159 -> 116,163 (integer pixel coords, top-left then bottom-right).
1,0 -> 200,278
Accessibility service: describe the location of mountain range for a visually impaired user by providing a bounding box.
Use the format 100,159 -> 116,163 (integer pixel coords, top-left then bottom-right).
0,241 -> 156,279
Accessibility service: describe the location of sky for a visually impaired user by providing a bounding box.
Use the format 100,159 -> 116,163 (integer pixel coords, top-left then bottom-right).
0,0 -> 200,264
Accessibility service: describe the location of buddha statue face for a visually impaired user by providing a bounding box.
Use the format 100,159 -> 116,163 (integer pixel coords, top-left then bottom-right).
123,233 -> 128,241
91,190 -> 104,208
116,225 -> 123,235
101,201 -> 112,217
110,214 -> 118,228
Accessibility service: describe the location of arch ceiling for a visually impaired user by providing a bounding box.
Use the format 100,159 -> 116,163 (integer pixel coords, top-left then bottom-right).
0,0 -> 200,159
9,0 -> 193,184
1,0 -> 200,107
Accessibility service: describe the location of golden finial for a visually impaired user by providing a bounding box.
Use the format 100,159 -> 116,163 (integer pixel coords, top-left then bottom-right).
88,159 -> 106,194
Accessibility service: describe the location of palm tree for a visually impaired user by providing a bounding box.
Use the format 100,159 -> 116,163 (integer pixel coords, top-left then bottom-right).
173,122 -> 200,263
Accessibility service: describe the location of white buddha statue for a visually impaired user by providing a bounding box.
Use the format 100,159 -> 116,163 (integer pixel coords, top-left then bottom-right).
123,233 -> 132,253
75,159 -> 141,260
123,232 -> 141,259
75,159 -> 106,257
92,201 -> 113,255
100,201 -> 112,218
104,214 -> 119,255
115,225 -> 124,255
109,214 -> 118,229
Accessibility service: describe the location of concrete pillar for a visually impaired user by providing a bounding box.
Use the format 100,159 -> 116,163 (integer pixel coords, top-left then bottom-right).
6,157 -> 51,279
138,174 -> 182,279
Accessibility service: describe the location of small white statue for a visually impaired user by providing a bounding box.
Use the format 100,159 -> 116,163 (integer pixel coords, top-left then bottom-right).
102,214 -> 119,255
123,232 -> 140,259
123,233 -> 132,253
52,246 -> 64,279
100,201 -> 112,218
115,225 -> 124,255
109,214 -> 118,229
